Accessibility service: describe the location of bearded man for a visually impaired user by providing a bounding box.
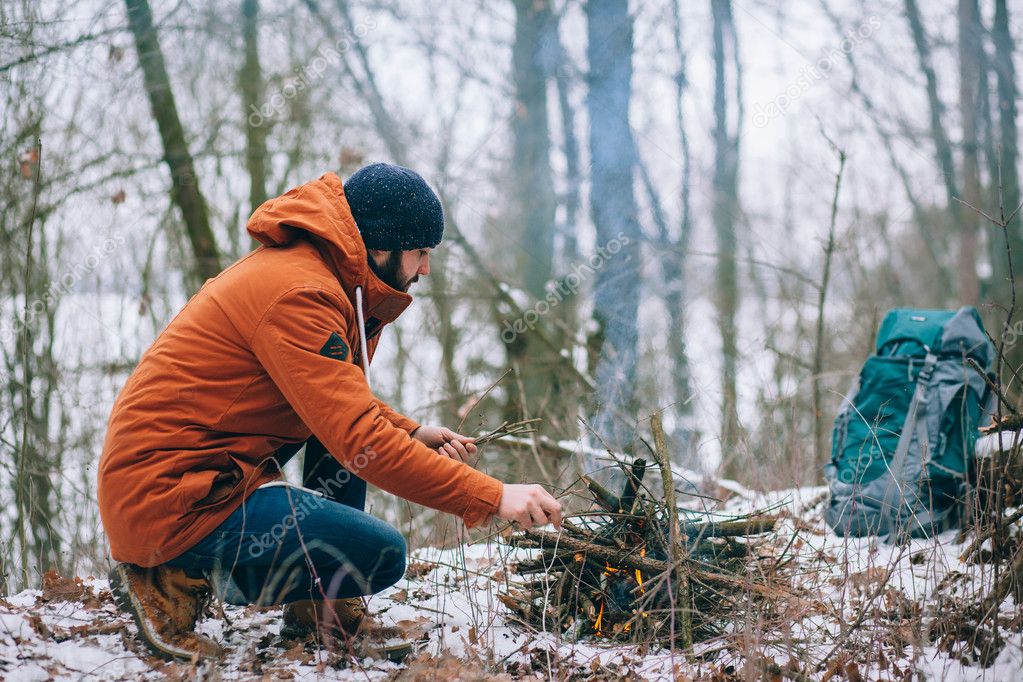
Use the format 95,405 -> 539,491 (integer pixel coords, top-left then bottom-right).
99,163 -> 561,660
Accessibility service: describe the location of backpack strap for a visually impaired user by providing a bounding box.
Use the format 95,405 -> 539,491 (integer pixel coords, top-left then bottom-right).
884,352 -> 937,541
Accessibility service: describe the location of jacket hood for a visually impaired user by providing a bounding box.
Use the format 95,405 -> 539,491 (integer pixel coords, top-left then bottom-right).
247,172 -> 412,327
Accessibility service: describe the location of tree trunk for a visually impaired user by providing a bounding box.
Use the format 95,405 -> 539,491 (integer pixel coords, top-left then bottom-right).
711,0 -> 742,479
429,248 -> 462,428
512,0 -> 555,301
240,0 -> 268,224
904,0 -> 967,298
551,10 -> 585,442
554,34 -> 581,269
667,0 -> 696,465
585,0 -> 642,456
993,0 -> 1023,349
124,0 -> 220,287
993,0 -> 1021,224
958,0 -> 982,305
505,0 -> 564,438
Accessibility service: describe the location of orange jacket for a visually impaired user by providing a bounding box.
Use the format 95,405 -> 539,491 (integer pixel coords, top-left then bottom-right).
98,172 -> 503,567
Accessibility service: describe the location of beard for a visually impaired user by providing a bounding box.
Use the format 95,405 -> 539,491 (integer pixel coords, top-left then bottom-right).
368,250 -> 419,292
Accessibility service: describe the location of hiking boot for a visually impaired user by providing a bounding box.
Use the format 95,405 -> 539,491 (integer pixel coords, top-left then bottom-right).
281,597 -> 366,638
109,562 -> 225,661
281,598 -> 415,661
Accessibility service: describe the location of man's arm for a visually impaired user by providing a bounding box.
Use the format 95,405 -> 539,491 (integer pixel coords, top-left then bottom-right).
373,398 -> 420,434
250,286 -> 501,527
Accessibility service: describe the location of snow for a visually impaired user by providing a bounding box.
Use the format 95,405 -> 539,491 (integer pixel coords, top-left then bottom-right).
976,429 -> 1023,458
1,479 -> 1019,680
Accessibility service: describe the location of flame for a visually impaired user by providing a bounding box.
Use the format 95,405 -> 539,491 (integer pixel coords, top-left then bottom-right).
592,547 -> 647,636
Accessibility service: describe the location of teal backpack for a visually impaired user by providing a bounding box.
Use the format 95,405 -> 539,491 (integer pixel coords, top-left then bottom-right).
825,307 -> 994,539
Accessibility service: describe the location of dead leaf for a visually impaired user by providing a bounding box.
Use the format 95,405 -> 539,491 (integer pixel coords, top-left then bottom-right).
281,641 -> 310,663
39,570 -> 102,609
27,614 -> 52,639
18,148 -> 38,179
405,560 -> 434,579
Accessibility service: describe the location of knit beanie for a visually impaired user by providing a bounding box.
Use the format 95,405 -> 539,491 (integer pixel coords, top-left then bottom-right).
343,163 -> 444,251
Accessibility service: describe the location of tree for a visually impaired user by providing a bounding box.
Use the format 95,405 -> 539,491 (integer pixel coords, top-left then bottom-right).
666,0 -> 696,463
240,0 -> 269,223
124,0 -> 221,288
904,0 -> 970,301
958,0 -> 982,305
992,0 -> 1022,339
711,0 -> 743,478
505,0 -> 569,439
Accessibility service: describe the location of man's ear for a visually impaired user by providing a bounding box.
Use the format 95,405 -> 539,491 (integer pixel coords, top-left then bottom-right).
367,248 -> 388,267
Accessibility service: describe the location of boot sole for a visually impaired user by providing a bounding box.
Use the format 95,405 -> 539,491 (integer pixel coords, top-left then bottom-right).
374,640 -> 415,662
109,564 -> 214,662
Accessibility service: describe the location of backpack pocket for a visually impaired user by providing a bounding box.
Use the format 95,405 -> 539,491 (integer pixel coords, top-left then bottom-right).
834,356 -> 917,486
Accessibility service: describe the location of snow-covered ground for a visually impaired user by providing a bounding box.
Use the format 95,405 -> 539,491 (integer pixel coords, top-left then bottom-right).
0,482 -> 1019,681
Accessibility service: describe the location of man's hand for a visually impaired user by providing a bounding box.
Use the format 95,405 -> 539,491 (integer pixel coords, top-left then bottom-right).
411,425 -> 478,464
496,484 -> 562,530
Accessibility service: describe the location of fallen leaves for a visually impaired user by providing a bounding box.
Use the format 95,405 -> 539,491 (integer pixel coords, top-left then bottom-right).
405,560 -> 435,579
38,570 -> 104,609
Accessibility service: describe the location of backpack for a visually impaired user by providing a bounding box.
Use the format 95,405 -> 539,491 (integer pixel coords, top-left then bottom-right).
825,306 -> 995,540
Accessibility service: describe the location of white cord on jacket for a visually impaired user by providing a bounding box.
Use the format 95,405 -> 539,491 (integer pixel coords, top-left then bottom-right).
354,285 -> 372,390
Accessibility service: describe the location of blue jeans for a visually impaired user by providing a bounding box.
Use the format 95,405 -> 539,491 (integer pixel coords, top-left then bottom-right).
166,437 -> 406,605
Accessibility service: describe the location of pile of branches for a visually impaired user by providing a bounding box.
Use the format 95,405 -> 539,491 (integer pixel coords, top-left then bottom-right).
500,415 -> 793,647
929,418 -> 1023,666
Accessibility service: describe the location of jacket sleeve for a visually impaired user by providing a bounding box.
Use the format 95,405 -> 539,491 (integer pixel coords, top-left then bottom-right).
373,399 -> 420,434
250,286 -> 502,527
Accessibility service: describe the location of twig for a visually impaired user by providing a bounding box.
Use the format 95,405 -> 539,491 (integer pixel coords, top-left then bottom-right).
652,412 -> 692,649
456,368 -> 512,433
474,418 -> 541,446
967,357 -> 1017,416
519,531 -> 789,599
812,138 -> 847,469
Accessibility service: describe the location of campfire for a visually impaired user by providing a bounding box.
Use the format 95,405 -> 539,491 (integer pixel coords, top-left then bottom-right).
501,415 -> 787,647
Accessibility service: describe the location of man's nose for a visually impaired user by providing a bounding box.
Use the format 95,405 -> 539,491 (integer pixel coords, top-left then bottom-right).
419,256 -> 430,276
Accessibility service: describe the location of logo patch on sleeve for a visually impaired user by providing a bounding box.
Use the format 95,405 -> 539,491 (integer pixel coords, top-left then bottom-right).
319,332 -> 349,361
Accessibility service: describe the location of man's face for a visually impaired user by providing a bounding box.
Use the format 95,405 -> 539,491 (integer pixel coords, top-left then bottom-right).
368,248 -> 431,292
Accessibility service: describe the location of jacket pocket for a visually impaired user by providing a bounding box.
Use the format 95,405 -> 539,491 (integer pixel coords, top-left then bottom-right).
176,457 -> 244,514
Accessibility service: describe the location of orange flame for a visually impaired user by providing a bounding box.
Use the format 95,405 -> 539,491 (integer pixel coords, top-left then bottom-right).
592,547 -> 648,636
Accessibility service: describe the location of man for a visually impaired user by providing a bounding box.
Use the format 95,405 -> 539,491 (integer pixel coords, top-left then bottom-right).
99,163 -> 562,660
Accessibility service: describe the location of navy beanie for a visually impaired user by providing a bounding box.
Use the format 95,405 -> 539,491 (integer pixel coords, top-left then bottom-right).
343,163 -> 444,251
